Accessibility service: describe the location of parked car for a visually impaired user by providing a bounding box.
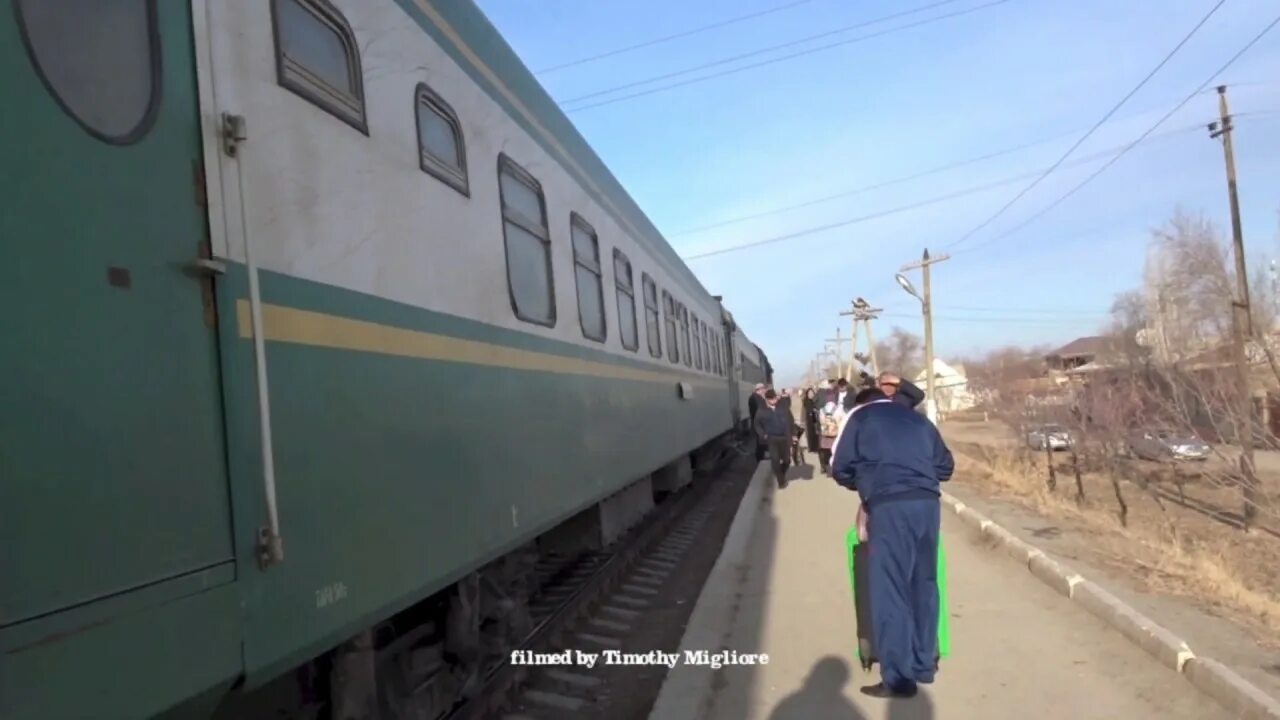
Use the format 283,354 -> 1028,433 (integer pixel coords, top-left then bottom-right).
1026,424 -> 1073,451
1126,429 -> 1211,462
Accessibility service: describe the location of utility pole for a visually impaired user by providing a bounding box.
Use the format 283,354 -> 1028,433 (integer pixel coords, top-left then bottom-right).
1209,84 -> 1259,529
899,250 -> 950,424
840,298 -> 883,377
826,328 -> 851,379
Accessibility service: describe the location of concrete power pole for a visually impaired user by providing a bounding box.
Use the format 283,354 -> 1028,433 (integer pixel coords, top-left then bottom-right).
1209,84 -> 1259,529
900,250 -> 950,424
826,328 -> 851,379
841,298 -> 883,377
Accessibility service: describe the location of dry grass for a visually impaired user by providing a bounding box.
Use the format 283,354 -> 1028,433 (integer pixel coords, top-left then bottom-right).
952,443 -> 1280,642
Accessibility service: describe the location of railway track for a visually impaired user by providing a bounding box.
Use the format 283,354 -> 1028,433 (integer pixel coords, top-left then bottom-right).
444,448 -> 749,720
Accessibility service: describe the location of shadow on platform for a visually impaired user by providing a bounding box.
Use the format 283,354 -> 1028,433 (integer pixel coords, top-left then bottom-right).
767,656 -> 866,720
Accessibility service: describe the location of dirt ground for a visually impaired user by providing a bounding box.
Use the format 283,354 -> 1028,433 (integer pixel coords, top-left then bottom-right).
941,418 -> 1280,698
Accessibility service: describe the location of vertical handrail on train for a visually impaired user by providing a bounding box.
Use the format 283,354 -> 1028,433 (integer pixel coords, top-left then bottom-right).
223,112 -> 285,568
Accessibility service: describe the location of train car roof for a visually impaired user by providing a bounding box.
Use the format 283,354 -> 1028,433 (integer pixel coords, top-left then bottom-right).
403,0 -> 715,306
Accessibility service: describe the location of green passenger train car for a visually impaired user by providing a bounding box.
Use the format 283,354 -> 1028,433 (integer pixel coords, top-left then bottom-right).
0,1 -> 772,718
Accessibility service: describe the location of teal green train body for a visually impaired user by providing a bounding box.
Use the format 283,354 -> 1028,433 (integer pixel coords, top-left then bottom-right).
0,1 -> 772,718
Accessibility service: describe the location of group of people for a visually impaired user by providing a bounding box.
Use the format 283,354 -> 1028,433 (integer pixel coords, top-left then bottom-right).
748,371 -> 955,700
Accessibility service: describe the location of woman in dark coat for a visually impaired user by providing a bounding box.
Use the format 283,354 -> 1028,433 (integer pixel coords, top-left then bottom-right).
802,388 -> 821,454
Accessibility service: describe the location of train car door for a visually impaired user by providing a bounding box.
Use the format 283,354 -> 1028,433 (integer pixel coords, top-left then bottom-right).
723,321 -> 741,425
0,1 -> 235,626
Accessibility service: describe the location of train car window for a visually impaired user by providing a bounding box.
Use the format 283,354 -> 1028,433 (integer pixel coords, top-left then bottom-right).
701,316 -> 711,368
703,326 -> 714,375
689,317 -> 699,370
679,305 -> 692,368
498,155 -> 555,326
272,0 -> 367,132
643,275 -> 662,358
662,291 -> 679,364
415,83 -> 467,195
571,215 -> 606,342
613,251 -> 639,352
15,0 -> 161,145
714,335 -> 723,375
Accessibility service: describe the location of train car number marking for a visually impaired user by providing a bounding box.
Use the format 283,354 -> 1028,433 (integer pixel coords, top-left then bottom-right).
316,582 -> 349,609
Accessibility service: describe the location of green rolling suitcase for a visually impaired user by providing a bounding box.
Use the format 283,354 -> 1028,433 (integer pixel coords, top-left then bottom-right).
846,524 -> 951,672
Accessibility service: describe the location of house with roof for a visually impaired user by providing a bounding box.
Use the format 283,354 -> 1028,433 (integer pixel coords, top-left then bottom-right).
1044,336 -> 1118,375
914,358 -> 976,415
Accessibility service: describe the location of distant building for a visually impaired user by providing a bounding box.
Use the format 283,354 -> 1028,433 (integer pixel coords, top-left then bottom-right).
1044,336 -> 1117,376
915,358 -> 976,415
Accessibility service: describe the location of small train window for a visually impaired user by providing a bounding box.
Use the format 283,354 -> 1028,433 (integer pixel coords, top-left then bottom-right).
706,327 -> 714,374
662,291 -> 680,365
415,83 -> 467,195
614,250 -> 639,352
571,215 -> 606,342
691,317 -> 703,371
643,274 -> 662,358
499,155 -> 555,326
679,305 -> 692,368
272,0 -> 367,132
15,0 -> 161,145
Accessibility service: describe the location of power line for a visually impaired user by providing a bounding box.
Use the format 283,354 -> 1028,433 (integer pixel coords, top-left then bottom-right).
945,304 -> 1110,316
558,0 -> 966,105
953,12 -> 1280,259
561,0 -> 1008,113
533,0 -> 813,75
680,123 -> 1200,261
881,312 -> 1098,326
946,0 -> 1230,253
672,92 -> 1244,238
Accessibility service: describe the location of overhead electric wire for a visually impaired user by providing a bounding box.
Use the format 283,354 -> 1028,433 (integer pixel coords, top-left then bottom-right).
952,12 -> 1280,258
558,0 -> 966,105
533,0 -> 812,75
680,123 -> 1201,261
672,91 -> 1241,238
561,0 -> 1007,112
945,0 -> 1230,253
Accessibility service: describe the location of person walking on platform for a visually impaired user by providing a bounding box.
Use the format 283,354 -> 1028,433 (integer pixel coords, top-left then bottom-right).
753,389 -> 793,489
748,383 -> 767,460
831,388 -> 954,699
802,388 -> 821,459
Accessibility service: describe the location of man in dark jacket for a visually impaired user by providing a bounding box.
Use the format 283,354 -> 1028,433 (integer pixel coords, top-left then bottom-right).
753,389 -> 793,488
748,383 -> 766,460
831,388 -> 954,698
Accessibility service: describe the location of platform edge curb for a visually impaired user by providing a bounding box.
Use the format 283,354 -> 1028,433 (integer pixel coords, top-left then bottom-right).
941,489 -> 1280,719
647,460 -> 772,720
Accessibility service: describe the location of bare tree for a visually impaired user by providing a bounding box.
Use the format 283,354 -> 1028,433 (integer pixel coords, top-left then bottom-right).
875,327 -> 924,378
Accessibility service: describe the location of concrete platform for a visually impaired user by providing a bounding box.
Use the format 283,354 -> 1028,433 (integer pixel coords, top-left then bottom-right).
650,463 -> 1226,720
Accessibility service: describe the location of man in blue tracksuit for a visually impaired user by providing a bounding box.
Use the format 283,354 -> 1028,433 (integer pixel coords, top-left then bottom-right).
832,387 -> 954,698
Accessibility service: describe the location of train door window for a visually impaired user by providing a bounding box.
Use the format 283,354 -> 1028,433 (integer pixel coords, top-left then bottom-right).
662,291 -> 679,364
696,315 -> 706,368
498,155 -> 555,326
643,275 -> 662,358
679,306 -> 692,368
415,83 -> 467,195
714,336 -> 723,375
698,320 -> 709,371
272,0 -> 367,132
570,215 -> 606,342
613,250 -> 639,352
704,326 -> 714,374
15,0 -> 161,145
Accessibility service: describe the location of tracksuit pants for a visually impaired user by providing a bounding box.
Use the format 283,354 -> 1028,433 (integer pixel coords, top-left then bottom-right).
867,497 -> 941,690
766,437 -> 790,486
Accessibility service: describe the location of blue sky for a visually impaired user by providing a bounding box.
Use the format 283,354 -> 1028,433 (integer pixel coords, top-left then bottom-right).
474,0 -> 1280,385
